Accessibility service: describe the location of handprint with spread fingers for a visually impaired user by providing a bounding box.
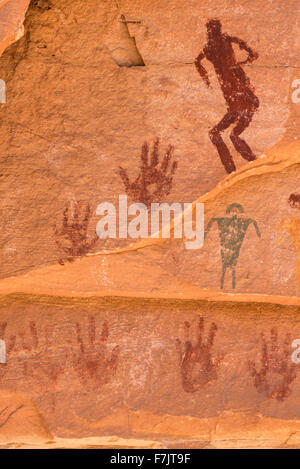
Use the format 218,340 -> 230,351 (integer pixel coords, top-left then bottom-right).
73,316 -> 120,391
119,138 -> 178,207
176,317 -> 223,393
54,200 -> 98,265
248,328 -> 297,401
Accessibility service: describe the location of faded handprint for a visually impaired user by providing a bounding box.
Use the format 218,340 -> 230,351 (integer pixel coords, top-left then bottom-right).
73,316 -> 120,391
54,200 -> 98,265
119,138 -> 178,207
176,317 -> 222,393
0,321 -> 64,410
19,322 -> 65,409
248,328 -> 297,401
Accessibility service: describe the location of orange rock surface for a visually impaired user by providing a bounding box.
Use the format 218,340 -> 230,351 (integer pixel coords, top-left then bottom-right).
0,0 -> 30,57
0,0 -> 300,449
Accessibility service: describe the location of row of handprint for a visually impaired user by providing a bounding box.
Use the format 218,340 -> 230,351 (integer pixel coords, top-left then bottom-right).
0,315 -> 297,407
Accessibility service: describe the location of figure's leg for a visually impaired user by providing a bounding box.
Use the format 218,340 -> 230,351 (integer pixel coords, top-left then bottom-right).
220,264 -> 227,289
230,109 -> 256,162
232,268 -> 236,289
209,111 -> 237,174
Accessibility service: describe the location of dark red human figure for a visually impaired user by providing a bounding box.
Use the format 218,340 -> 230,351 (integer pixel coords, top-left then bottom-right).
195,19 -> 259,174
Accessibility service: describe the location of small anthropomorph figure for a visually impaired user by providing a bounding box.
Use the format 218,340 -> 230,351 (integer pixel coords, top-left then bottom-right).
279,193 -> 300,286
195,19 -> 259,174
205,203 -> 261,289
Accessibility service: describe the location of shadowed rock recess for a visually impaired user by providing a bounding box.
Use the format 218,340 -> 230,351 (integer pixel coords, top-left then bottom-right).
0,0 -> 299,449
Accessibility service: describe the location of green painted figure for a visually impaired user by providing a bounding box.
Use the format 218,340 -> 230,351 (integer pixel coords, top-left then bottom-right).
205,203 -> 261,289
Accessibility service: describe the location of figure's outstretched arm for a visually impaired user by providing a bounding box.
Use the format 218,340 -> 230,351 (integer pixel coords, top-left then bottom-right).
250,219 -> 261,238
195,51 -> 210,87
230,36 -> 258,65
204,218 -> 216,239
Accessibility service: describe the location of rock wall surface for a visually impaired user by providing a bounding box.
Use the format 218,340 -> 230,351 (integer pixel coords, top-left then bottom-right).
0,0 -> 300,448
0,0 -> 30,57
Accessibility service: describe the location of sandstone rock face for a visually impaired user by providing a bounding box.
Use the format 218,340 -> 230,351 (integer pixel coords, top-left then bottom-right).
0,0 -> 300,448
0,389 -> 52,445
0,0 -> 30,58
